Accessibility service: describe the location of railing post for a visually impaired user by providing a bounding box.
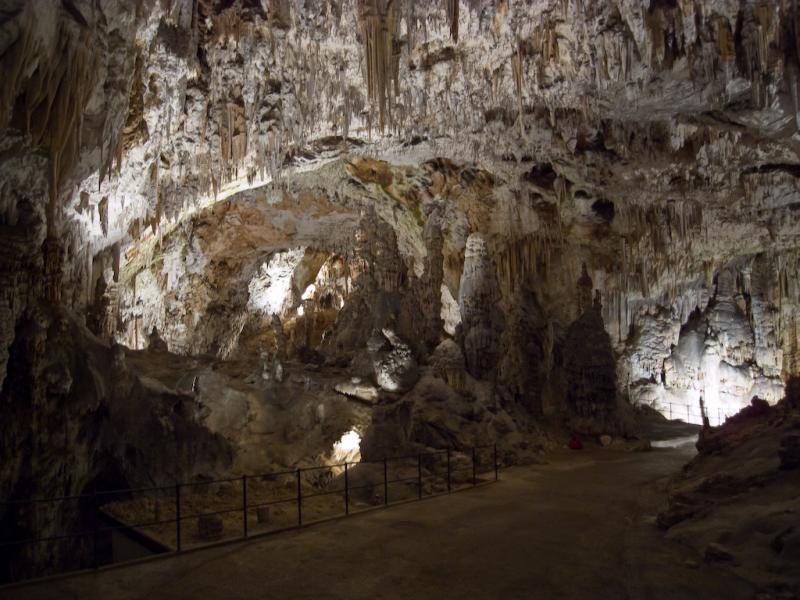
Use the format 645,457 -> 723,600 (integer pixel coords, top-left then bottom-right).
472,447 -> 477,486
446,449 -> 451,493
493,443 -> 498,482
686,404 -> 690,422
296,469 -> 302,526
242,475 -> 248,538
417,454 -> 422,500
383,457 -> 388,505
344,463 -> 349,515
92,490 -> 98,569
175,483 -> 181,552
669,403 -> 672,419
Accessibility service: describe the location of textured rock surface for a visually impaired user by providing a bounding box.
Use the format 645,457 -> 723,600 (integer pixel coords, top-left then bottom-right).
0,306 -> 233,580
658,389 -> 800,597
3,0 -> 800,416
2,0 -> 800,582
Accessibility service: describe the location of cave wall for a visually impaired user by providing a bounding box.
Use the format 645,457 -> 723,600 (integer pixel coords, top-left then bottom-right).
1,0 -> 800,578
0,305 -> 233,580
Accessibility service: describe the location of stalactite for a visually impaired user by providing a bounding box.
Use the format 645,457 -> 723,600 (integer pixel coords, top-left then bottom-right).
754,4 -> 773,75
99,197 -> 109,236
358,0 -> 398,134
0,19 -> 98,234
717,17 -> 735,63
512,44 -> 524,138
446,0 -> 459,43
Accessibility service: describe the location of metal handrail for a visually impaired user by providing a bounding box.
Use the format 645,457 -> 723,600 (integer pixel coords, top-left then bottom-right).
661,401 -> 731,425
0,443 -> 500,585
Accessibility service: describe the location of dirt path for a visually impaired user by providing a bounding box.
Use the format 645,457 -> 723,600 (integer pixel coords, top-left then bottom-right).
3,446 -> 756,600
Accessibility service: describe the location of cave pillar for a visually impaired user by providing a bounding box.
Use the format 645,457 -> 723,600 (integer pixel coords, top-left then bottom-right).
458,234 -> 501,379
562,267 -> 617,422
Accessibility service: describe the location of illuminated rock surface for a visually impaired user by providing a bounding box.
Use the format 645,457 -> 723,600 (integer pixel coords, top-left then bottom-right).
1,0 -> 800,592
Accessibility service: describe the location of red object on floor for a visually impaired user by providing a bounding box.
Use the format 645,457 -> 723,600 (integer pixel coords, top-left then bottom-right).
568,434 -> 583,450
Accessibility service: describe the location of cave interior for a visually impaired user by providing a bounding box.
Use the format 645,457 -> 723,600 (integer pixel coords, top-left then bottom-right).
1,0 -> 800,596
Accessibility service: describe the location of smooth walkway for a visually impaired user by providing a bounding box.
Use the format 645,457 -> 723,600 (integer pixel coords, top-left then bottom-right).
3,446 -> 755,600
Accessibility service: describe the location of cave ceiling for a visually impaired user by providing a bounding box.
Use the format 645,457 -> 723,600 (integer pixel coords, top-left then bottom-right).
1,0 -> 800,415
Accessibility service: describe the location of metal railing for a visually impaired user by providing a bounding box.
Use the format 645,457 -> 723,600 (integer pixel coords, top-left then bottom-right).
662,402 -> 731,427
0,444 -> 499,585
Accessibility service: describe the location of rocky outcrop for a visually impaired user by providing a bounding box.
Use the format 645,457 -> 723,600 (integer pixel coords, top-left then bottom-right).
417,215 -> 445,351
657,386 -> 800,597
496,287 -> 553,415
0,306 -> 233,581
368,328 -> 418,393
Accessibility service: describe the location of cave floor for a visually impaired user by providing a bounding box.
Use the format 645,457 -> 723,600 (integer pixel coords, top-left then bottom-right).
4,445 -> 755,600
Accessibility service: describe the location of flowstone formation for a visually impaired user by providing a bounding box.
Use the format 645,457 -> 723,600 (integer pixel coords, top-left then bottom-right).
1,0 -> 800,581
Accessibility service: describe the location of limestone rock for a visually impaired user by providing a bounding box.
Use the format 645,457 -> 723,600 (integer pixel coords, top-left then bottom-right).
256,506 -> 270,524
660,392 -> 800,591
148,326 -> 168,352
562,269 -> 617,423
334,380 -> 380,404
368,329 -> 418,393
430,339 -> 467,391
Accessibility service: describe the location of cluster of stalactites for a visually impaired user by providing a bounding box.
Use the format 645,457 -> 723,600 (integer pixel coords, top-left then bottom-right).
643,0 -> 792,108
356,0 -> 463,134
494,220 -> 566,294
613,200 -> 704,299
0,18 -> 98,233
